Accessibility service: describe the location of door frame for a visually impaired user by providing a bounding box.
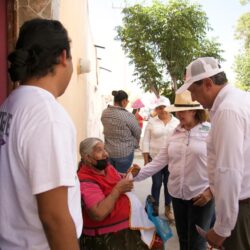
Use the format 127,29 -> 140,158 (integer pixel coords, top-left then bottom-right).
0,0 -> 17,104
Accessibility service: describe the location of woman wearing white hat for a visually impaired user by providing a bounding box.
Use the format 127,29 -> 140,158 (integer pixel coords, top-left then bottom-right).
142,96 -> 179,222
134,91 -> 215,250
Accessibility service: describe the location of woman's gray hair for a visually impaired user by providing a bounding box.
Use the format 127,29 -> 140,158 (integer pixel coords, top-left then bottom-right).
79,137 -> 103,158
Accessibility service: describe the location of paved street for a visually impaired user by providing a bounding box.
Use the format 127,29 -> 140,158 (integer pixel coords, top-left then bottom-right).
132,150 -> 179,250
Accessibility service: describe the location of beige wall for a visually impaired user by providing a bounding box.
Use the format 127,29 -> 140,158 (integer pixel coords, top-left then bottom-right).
56,0 -> 104,149
16,0 -> 104,158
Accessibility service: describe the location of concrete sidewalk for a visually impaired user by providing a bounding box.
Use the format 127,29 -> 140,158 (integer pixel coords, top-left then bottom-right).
132,150 -> 179,250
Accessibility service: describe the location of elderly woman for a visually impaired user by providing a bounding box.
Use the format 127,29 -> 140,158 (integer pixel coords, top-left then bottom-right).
134,91 -> 215,250
77,137 -> 163,250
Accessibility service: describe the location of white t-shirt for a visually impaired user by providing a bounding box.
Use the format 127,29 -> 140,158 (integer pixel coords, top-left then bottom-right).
0,86 -> 82,250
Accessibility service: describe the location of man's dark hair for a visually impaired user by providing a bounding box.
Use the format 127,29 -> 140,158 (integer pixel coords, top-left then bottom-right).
210,72 -> 228,85
8,18 -> 71,83
194,72 -> 228,86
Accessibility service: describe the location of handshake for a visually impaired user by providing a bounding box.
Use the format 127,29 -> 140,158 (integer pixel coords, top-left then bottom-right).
113,164 -> 141,196
126,164 -> 141,180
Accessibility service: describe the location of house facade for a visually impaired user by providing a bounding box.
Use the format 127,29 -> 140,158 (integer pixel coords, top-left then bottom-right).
0,0 -> 105,153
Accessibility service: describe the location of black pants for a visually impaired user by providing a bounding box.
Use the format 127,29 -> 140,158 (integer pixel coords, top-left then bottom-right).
223,199 -> 250,250
172,197 -> 215,250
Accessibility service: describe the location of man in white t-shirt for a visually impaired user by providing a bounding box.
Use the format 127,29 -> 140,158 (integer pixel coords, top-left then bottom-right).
0,19 -> 82,250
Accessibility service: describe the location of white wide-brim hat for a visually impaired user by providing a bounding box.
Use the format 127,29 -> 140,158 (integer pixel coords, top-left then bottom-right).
165,90 -> 203,113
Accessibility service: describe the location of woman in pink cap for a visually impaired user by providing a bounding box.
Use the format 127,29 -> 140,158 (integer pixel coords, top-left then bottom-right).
132,98 -> 145,129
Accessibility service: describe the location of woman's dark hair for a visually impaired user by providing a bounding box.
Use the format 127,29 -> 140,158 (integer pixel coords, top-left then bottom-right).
132,108 -> 140,115
8,18 -> 71,83
195,109 -> 209,123
112,90 -> 128,106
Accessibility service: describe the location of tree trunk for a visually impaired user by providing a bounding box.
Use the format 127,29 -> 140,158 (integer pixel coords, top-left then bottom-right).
150,83 -> 159,98
171,75 -> 177,92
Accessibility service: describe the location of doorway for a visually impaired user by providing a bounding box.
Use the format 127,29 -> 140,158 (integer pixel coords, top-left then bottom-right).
0,0 -> 16,105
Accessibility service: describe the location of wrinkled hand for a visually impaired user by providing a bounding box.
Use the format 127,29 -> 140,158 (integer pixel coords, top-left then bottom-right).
206,229 -> 226,249
113,179 -> 134,195
192,188 -> 213,207
127,164 -> 141,177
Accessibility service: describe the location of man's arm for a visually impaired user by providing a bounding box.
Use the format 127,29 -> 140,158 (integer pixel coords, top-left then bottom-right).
211,110 -> 244,237
36,186 -> 79,250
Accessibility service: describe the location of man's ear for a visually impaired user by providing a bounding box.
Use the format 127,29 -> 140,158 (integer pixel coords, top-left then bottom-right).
121,99 -> 127,107
203,78 -> 213,91
85,154 -> 96,165
58,49 -> 68,66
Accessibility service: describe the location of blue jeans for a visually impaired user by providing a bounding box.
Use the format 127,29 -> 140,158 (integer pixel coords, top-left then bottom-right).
172,197 -> 215,250
151,166 -> 172,206
109,152 -> 134,173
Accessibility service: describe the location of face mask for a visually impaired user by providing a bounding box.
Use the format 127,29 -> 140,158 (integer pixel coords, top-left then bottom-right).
94,158 -> 109,170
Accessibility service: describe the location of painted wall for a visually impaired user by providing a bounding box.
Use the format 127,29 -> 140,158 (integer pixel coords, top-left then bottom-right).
0,0 -> 7,105
13,0 -> 104,154
57,0 -> 104,150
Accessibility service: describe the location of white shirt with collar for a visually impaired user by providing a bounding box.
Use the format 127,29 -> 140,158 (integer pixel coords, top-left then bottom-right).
135,122 -> 210,200
142,115 -> 179,158
208,83 -> 250,237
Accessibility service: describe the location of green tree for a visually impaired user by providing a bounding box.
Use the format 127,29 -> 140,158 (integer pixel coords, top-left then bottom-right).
235,50 -> 250,91
234,2 -> 250,90
240,0 -> 250,5
116,0 -> 223,98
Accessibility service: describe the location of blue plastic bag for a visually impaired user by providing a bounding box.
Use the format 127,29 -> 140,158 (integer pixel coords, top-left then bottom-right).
145,195 -> 173,242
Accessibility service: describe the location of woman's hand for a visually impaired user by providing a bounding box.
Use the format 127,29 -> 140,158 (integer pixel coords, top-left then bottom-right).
113,179 -> 134,196
192,188 -> 213,207
143,153 -> 151,165
127,164 -> 141,177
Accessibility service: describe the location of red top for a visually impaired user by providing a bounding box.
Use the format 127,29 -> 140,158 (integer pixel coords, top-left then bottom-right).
135,111 -> 144,128
78,164 -> 130,235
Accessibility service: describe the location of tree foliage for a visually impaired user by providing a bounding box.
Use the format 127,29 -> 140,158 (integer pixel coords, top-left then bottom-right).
240,0 -> 250,5
235,50 -> 250,91
234,2 -> 250,90
235,12 -> 250,49
116,0 -> 223,97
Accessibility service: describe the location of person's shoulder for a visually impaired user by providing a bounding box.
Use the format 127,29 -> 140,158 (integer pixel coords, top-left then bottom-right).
102,105 -> 112,112
124,109 -> 137,119
14,86 -> 61,117
149,115 -> 159,122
